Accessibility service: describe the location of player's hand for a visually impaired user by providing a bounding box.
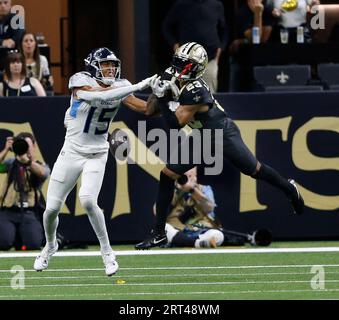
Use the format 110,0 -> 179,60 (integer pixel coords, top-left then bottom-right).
150,76 -> 171,98
136,74 -> 158,91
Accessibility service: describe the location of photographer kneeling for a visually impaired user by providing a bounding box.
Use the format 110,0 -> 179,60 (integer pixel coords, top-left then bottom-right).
0,133 -> 50,250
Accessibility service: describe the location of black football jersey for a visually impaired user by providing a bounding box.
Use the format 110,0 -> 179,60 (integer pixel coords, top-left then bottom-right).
161,68 -> 227,130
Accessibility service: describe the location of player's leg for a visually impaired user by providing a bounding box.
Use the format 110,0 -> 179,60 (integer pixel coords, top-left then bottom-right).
43,148 -> 84,249
79,152 -> 118,276
34,146 -> 84,271
223,118 -> 304,214
136,133 -> 200,250
135,164 -> 194,250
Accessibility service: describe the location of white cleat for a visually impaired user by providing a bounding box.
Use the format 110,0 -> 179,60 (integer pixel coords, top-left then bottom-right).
33,243 -> 59,272
102,251 -> 119,276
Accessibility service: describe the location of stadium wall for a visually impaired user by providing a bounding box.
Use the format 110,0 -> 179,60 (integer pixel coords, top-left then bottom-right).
0,92 -> 338,243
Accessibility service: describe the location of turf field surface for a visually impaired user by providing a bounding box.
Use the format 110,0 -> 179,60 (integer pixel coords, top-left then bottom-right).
0,244 -> 338,300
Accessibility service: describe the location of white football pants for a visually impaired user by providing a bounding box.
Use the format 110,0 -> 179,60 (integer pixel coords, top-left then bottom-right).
43,142 -> 112,254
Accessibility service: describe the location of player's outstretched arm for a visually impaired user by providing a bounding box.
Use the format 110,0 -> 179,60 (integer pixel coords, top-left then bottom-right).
74,75 -> 157,102
122,94 -> 148,114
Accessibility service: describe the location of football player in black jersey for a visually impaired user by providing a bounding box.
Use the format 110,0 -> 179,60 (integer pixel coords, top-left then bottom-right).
135,42 -> 304,250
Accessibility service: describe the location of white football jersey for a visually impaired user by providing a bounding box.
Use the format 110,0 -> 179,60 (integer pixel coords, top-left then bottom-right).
64,72 -> 131,154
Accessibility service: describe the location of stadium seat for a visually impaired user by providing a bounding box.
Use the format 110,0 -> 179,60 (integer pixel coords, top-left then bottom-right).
265,85 -> 323,92
254,65 -> 312,90
318,63 -> 339,89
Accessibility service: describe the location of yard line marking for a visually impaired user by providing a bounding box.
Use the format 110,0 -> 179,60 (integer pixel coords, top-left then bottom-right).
1,265 -> 339,273
1,289 -> 339,299
1,247 -> 339,258
1,271 -> 339,281
1,279 -> 339,288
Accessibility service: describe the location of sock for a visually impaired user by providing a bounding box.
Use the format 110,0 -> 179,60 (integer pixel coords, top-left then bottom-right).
81,196 -> 112,254
172,232 -> 196,247
253,163 -> 294,196
154,172 -> 175,234
43,208 -> 59,249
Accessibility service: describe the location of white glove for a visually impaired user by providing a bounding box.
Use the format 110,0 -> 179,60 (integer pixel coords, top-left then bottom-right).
136,74 -> 158,91
150,76 -> 171,98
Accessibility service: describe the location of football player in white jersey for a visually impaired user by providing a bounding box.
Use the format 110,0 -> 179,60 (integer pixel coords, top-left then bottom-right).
34,47 -> 156,276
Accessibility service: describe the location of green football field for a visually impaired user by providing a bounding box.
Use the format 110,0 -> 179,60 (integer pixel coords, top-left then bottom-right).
0,242 -> 339,300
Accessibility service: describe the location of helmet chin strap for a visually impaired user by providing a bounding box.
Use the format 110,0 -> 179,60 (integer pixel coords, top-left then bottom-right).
177,63 -> 193,80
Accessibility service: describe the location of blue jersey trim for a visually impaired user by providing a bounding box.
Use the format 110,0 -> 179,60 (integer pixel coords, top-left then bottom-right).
70,99 -> 82,118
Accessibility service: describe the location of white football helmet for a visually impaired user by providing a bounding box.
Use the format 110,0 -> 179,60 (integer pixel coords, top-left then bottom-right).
171,42 -> 208,80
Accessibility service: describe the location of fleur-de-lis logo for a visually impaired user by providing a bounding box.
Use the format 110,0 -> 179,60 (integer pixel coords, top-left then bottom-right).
276,72 -> 290,84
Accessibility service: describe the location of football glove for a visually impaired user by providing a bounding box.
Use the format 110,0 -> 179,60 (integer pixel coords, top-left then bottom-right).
136,74 -> 158,91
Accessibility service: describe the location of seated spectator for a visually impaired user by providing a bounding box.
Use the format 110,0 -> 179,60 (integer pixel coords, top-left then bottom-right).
156,168 -> 246,248
0,132 -> 50,251
0,51 -> 46,96
20,32 -> 54,93
0,0 -> 25,48
229,0 -> 275,92
269,0 -> 320,43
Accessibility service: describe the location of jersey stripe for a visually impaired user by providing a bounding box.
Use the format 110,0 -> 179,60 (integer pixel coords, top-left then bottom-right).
70,99 -> 82,118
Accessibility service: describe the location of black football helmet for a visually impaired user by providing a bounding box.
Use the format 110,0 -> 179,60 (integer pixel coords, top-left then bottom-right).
84,47 -> 121,85
171,42 -> 208,81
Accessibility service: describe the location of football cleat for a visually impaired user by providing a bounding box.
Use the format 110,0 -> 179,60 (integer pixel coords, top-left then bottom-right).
102,251 -> 119,276
33,242 -> 59,272
288,179 -> 304,215
135,230 -> 167,250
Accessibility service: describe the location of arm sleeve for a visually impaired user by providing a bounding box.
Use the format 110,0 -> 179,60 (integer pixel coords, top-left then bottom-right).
76,83 -> 142,102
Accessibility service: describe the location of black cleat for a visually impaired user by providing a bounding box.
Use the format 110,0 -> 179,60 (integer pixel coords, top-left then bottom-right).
135,230 -> 167,250
288,179 -> 304,215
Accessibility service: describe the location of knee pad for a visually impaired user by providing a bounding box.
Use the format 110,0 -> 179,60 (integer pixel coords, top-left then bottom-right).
45,196 -> 64,214
79,195 -> 98,212
199,229 -> 224,246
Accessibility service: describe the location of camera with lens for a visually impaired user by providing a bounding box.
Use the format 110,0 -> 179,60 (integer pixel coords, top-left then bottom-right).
11,136 -> 29,156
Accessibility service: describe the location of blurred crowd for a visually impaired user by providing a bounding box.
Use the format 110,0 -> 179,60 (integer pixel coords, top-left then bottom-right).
0,0 -> 53,97
161,0 -> 339,92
